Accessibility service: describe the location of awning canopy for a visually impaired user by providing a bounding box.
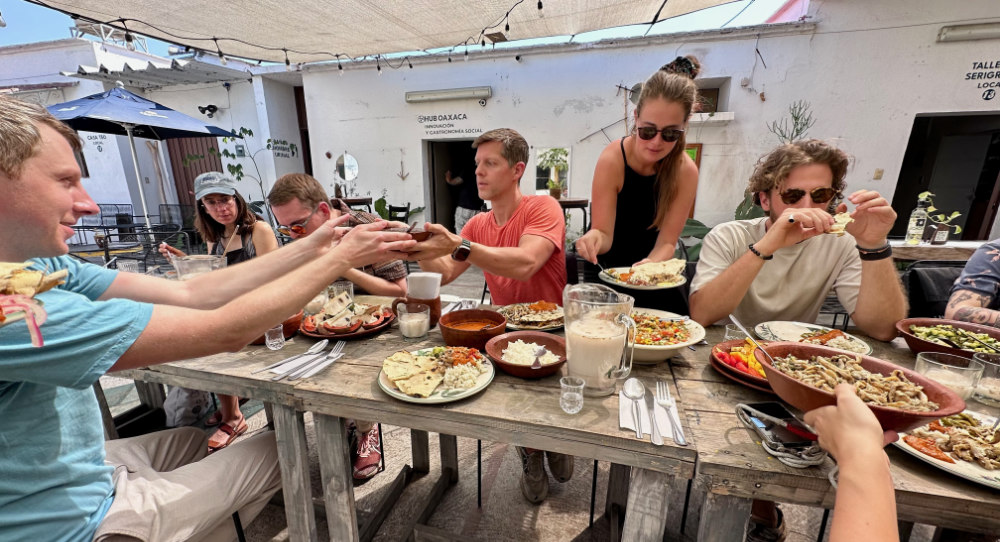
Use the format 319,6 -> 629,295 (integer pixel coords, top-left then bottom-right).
32,0 -> 738,64
60,57 -> 252,89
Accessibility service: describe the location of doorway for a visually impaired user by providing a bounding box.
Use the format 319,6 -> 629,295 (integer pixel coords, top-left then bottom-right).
425,139 -> 478,233
890,113 -> 1000,240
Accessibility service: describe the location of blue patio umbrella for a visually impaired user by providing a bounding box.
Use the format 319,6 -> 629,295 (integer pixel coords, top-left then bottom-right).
48,83 -> 237,229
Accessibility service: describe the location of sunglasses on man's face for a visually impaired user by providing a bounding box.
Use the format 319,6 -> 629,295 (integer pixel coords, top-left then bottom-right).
276,206 -> 319,236
636,125 -> 685,143
779,187 -> 840,205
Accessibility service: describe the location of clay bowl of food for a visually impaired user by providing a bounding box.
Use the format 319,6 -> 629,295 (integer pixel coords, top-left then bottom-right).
439,309 -> 507,350
486,331 -> 567,378
754,342 -> 965,432
386,226 -> 432,242
250,310 -> 303,345
896,317 -> 1000,357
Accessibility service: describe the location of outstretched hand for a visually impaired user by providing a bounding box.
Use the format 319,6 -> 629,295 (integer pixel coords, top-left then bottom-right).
803,383 -> 898,463
401,223 -> 460,261
336,220 -> 416,268
841,190 -> 895,248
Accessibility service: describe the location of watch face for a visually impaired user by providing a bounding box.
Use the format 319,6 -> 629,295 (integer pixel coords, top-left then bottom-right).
452,240 -> 471,261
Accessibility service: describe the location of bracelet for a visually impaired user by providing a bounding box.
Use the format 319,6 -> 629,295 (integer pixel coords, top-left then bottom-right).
856,243 -> 892,261
747,243 -> 773,261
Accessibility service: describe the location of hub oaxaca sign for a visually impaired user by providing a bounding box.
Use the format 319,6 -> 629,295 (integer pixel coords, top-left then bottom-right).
965,59 -> 1000,101
416,113 -> 483,137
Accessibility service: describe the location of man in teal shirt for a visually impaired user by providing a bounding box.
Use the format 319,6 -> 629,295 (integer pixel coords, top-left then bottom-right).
0,95 -> 415,541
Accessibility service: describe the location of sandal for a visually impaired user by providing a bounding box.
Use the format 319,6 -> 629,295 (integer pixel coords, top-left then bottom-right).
207,419 -> 248,452
205,411 -> 223,427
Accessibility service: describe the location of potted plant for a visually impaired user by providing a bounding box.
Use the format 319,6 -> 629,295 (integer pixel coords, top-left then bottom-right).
547,178 -> 565,200
916,191 -> 962,245
538,148 -> 569,199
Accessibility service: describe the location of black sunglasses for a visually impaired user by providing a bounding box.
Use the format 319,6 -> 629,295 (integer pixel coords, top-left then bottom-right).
636,125 -> 685,142
779,187 -> 840,205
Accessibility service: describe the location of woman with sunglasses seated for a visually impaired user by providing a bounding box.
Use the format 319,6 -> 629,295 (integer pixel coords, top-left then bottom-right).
575,57 -> 700,313
158,172 -> 279,452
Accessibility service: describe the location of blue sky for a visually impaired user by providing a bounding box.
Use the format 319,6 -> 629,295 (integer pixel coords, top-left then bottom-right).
0,0 -> 791,60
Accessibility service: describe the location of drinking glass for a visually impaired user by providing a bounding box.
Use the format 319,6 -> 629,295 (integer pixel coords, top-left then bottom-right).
117,259 -> 139,273
397,302 -> 430,340
327,280 -> 354,302
914,352 -> 984,400
560,376 -> 585,414
724,324 -> 748,341
264,324 -> 286,350
972,352 -> 1000,407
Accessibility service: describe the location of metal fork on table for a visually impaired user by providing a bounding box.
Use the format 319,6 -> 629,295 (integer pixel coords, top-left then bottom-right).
273,341 -> 345,382
655,381 -> 688,446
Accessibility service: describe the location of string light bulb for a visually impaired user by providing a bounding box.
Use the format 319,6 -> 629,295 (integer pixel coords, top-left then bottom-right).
284,49 -> 291,70
505,21 -> 510,33
338,58 -> 344,76
481,38 -> 486,47
464,48 -> 469,61
537,0 -> 544,17
213,39 -> 227,66
376,56 -> 382,74
0,10 -> 9,28
124,31 -> 136,51
407,58 -> 413,69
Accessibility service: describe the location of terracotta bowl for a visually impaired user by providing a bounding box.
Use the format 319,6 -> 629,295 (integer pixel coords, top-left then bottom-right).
896,317 -> 1000,356
387,227 -> 432,242
250,310 -> 304,345
485,331 -> 567,378
439,309 -> 507,350
754,341 -> 965,433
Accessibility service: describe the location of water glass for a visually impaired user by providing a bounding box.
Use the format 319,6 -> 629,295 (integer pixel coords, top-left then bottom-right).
560,376 -> 585,414
117,259 -> 140,273
914,352 -> 984,400
397,302 -> 430,340
972,352 -> 1000,407
327,280 -> 354,302
724,324 -> 748,341
264,324 -> 286,350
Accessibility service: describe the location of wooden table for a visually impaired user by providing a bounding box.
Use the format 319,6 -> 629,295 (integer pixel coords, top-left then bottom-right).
890,240 -> 983,262
558,198 -> 590,230
339,197 -> 374,213
674,326 -> 1000,540
117,324 -> 697,542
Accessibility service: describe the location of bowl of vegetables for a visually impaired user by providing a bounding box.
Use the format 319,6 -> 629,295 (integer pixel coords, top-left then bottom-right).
896,318 -> 1000,356
631,308 -> 705,363
709,339 -> 773,393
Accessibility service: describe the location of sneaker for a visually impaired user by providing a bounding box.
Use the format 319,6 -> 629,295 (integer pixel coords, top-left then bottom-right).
352,425 -> 382,480
746,507 -> 786,542
545,451 -> 574,483
516,446 -> 548,504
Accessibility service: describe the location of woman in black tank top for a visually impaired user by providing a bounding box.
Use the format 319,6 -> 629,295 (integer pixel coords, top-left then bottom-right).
575,57 -> 702,313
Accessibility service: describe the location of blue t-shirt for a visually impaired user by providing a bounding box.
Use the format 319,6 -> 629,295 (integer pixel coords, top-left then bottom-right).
0,256 -> 152,542
951,239 -> 1000,309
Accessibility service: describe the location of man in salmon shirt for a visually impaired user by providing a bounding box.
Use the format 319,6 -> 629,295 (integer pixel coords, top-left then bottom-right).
404,127 -> 569,503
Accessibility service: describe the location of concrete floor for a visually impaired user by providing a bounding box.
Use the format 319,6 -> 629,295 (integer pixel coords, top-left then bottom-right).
103,265 -> 946,541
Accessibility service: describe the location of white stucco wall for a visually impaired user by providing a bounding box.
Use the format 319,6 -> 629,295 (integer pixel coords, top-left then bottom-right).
300,0 -> 1000,230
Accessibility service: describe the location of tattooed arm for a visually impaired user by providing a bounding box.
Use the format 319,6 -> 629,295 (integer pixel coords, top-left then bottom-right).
944,289 -> 1000,327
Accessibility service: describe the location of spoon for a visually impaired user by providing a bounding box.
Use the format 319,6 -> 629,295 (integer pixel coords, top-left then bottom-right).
250,339 -> 329,374
531,345 -> 546,369
623,378 -> 646,439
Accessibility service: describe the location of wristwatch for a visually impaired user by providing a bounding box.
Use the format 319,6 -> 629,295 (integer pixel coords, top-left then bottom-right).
451,238 -> 472,261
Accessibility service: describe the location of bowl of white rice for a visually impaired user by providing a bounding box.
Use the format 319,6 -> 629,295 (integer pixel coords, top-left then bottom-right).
486,331 -> 567,378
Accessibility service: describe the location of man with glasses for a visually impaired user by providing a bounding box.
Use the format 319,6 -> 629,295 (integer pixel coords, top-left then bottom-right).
268,173 -> 407,298
690,139 -> 904,341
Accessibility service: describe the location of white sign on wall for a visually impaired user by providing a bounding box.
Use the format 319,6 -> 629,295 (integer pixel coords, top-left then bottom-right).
965,59 -> 1000,101
416,113 -> 483,136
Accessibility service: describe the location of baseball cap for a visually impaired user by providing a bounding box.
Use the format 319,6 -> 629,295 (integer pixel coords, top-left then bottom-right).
194,172 -> 238,201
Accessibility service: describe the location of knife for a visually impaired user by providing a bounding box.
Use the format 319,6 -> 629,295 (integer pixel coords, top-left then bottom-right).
645,384 -> 663,446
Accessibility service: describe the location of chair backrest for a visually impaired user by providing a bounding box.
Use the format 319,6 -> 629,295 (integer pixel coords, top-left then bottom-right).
901,260 -> 967,318
388,203 -> 410,223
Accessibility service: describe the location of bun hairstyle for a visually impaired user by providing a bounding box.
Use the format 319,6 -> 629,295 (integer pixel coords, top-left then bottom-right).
636,55 -> 700,230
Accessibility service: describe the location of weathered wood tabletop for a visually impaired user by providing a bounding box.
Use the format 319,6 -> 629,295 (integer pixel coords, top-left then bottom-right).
674,326 -> 1000,541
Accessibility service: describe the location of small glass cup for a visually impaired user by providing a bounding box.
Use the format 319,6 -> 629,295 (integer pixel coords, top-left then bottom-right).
724,324 -> 748,342
264,324 -> 286,350
117,259 -> 139,273
972,352 -> 1000,407
327,280 -> 354,302
397,302 -> 430,340
914,352 -> 984,400
560,376 -> 585,414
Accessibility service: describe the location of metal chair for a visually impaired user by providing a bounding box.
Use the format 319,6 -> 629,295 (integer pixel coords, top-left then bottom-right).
901,260 -> 967,318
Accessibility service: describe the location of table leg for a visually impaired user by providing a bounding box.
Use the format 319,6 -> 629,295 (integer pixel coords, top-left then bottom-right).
411,429 -> 430,474
315,413 -> 360,542
439,434 -> 459,484
696,492 -> 751,542
134,381 -> 165,408
605,463 -> 631,517
622,468 -> 673,541
272,405 -> 320,542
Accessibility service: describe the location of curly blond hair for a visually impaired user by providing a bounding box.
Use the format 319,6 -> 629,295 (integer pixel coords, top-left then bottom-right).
749,139 -> 850,211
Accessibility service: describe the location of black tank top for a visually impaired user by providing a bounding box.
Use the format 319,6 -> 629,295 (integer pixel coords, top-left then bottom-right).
601,138 -> 659,267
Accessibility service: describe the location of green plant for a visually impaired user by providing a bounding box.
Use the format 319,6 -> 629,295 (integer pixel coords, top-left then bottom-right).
735,192 -> 766,220
538,148 -> 569,191
919,191 -> 963,234
767,100 -> 815,144
547,178 -> 565,190
373,190 -> 426,222
679,218 -> 711,261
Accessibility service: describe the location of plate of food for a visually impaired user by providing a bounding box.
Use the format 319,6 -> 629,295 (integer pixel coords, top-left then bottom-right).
709,339 -> 774,394
379,346 -> 494,404
300,291 -> 395,340
497,301 -> 564,330
630,308 -> 705,363
754,321 -> 872,355
895,411 -> 1000,490
599,259 -> 687,290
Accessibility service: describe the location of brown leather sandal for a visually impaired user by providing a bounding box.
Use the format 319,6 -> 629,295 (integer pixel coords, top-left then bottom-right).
207,419 -> 248,453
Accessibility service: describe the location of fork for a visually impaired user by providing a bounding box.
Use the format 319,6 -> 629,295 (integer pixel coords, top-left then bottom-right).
274,341 -> 345,382
655,381 -> 688,446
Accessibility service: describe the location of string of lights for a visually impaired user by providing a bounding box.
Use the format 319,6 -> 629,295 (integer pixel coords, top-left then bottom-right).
24,0 -> 549,72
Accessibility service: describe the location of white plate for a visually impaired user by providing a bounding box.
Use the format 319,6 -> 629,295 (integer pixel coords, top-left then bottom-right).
378,348 -> 495,404
754,321 -> 872,356
599,267 -> 686,291
497,303 -> 564,331
631,308 -> 706,363
894,411 -> 1000,491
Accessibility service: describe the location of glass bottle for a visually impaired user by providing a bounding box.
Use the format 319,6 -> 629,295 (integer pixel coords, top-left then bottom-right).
905,197 -> 929,245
